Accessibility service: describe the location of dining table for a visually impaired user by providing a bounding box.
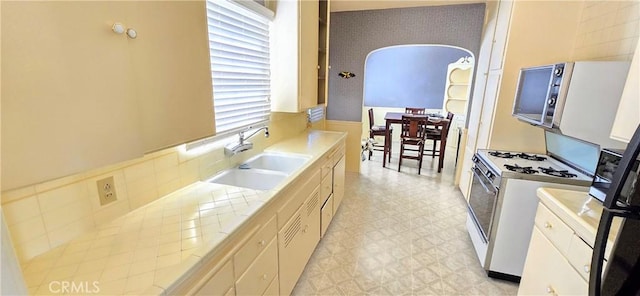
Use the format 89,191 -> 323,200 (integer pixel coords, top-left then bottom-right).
382,112 -> 444,168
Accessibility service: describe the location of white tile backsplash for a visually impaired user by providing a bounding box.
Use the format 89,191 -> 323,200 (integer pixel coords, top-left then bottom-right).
3,196 -> 41,225
9,216 -> 46,244
573,0 -> 640,60
37,182 -> 87,213
1,112 -> 308,262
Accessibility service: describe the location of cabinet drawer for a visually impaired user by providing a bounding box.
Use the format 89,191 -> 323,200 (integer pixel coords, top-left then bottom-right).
263,276 -> 279,296
332,147 -> 345,166
235,237 -> 278,296
320,173 -> 333,202
195,260 -> 234,296
535,203 -> 573,254
234,216 -> 277,278
321,194 -> 334,238
567,234 -> 594,281
321,160 -> 333,178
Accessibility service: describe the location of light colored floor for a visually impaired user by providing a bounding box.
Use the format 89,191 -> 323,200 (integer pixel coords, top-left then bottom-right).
291,142 -> 519,295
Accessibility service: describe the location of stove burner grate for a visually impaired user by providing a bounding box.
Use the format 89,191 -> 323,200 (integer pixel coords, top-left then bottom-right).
517,153 -> 547,161
504,164 -> 538,174
489,151 -> 518,158
538,167 -> 577,178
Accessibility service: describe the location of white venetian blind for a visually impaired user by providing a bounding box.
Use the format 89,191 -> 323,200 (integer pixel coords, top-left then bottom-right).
206,0 -> 271,135
308,106 -> 325,123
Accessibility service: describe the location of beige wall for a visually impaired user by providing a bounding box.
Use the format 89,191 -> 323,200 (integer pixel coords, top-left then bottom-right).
1,112 -> 308,263
489,0 -> 639,152
325,120 -> 362,173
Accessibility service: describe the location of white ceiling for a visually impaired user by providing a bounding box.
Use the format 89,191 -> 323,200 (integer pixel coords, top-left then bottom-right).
330,0 -> 486,12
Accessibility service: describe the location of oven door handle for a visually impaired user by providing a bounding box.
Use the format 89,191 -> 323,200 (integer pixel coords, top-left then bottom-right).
472,167 -> 497,194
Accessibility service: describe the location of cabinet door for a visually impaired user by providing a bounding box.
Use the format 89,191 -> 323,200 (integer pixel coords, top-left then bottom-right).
321,194 -> 334,238
488,0 -> 513,71
278,188 -> 321,296
1,1 -> 144,190
332,155 -> 346,213
465,0 -> 497,149
610,36 -> 640,143
475,72 -> 501,150
271,0 -> 319,112
130,1 -> 215,152
518,227 -> 587,295
298,0 -> 319,110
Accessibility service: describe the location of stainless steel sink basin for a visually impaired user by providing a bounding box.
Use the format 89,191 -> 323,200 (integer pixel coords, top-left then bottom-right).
207,152 -> 311,190
208,169 -> 287,191
241,152 -> 311,174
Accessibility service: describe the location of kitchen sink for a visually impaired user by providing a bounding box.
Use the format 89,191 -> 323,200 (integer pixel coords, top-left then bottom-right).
208,169 -> 288,191
208,152 -> 311,190
241,152 -> 311,174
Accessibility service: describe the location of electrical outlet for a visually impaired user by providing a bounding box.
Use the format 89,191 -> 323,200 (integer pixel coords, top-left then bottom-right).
97,176 -> 117,206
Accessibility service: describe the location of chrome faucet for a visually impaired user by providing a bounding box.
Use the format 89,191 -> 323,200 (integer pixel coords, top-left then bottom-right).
224,126 -> 269,156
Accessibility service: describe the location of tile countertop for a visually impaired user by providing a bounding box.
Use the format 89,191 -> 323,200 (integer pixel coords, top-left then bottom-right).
536,187 -> 622,254
21,130 -> 346,295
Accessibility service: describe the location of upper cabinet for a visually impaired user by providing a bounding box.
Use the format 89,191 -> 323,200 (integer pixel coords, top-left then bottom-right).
317,0 -> 330,106
129,2 -> 215,151
271,0 -> 320,112
1,1 -> 214,190
610,37 -> 640,143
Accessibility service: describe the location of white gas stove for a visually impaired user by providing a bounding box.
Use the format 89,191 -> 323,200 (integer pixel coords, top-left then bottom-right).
476,149 -> 593,185
466,147 -> 595,281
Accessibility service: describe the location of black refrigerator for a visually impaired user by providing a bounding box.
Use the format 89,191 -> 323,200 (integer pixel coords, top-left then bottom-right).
590,124 -> 640,296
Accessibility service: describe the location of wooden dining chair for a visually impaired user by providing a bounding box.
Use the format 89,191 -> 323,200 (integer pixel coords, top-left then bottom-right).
424,116 -> 451,173
398,115 -> 428,174
405,107 -> 426,115
368,108 -> 392,161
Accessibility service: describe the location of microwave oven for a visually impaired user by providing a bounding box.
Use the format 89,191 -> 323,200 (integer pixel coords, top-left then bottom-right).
511,61 -> 630,150
512,63 -> 571,128
589,148 -> 639,204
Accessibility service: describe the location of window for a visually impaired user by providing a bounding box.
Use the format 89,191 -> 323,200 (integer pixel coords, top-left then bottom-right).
205,0 -> 271,135
307,106 -> 325,123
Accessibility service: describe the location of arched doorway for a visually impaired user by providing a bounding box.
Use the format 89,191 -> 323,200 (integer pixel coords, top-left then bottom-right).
362,44 -> 475,177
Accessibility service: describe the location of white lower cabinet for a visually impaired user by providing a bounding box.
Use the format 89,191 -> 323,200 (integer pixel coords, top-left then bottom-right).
321,194 -> 334,237
278,187 -> 321,296
176,142 -> 346,296
235,238 -> 278,296
264,276 -> 279,296
519,202 -> 592,295
519,228 -> 587,295
332,154 -> 345,212
195,260 -> 235,296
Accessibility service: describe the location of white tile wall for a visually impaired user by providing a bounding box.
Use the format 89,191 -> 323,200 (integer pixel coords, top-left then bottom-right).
1,112 -> 309,262
573,0 -> 640,60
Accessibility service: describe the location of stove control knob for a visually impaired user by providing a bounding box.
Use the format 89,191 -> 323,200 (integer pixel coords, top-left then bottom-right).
548,96 -> 557,107
554,67 -> 563,76
486,172 -> 494,179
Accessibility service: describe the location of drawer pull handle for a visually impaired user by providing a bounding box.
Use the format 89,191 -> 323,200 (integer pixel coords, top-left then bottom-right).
544,222 -> 553,229
262,274 -> 268,281
546,286 -> 557,295
258,240 -> 266,247
584,264 -> 590,273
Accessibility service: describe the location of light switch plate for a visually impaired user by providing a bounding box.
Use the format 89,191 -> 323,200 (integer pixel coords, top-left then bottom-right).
97,176 -> 117,206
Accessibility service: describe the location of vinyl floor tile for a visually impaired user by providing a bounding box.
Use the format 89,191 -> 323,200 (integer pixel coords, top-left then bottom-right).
291,146 -> 519,295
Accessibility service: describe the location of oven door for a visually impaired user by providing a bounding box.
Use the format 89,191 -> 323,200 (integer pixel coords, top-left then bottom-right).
468,166 -> 499,243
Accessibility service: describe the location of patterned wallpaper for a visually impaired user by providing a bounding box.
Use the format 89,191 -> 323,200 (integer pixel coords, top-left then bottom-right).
327,3 -> 485,121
